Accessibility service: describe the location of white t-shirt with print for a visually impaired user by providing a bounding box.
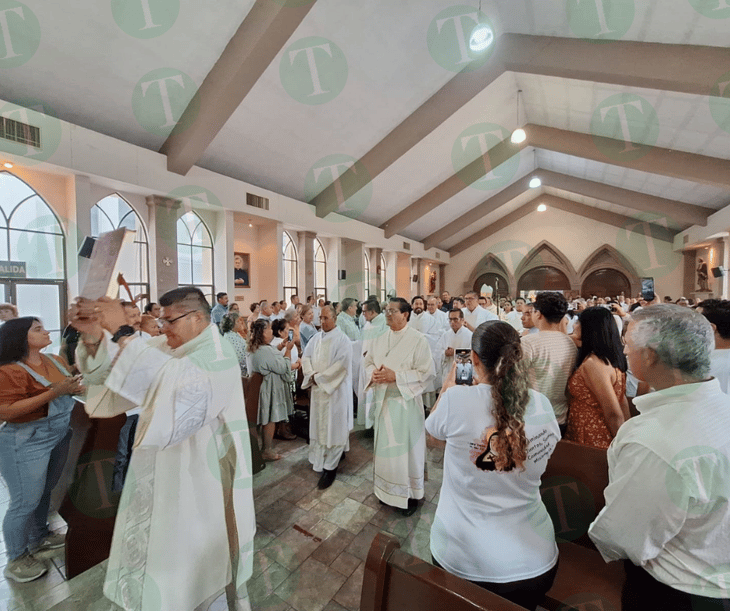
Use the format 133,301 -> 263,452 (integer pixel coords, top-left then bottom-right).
425,384 -> 560,582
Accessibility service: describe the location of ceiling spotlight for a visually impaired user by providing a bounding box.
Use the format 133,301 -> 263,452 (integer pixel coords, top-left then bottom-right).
248,220 -> 253,228
510,128 -> 526,144
537,203 -> 547,212
469,22 -> 494,52
529,176 -> 542,189
3,162 -> 13,169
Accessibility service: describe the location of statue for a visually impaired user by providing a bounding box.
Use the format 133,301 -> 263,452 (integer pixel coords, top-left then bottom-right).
697,258 -> 709,292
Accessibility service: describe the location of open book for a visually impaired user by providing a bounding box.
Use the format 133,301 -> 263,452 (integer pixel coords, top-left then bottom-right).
79,228 -> 136,300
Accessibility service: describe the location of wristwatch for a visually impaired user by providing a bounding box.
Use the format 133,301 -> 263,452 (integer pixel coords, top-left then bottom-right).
111,325 -> 135,343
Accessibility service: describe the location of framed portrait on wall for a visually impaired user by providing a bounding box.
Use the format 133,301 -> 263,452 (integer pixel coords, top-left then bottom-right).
234,252 -> 250,288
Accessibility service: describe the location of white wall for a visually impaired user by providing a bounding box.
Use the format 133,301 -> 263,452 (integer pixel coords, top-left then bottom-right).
448,207 -> 683,299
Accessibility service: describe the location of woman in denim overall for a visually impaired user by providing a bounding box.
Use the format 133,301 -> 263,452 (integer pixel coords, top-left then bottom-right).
0,317 -> 83,582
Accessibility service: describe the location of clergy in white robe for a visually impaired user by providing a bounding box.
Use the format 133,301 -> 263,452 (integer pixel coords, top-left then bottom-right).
365,298 -> 435,514
301,307 -> 353,488
427,297 -> 449,335
462,291 -> 498,331
72,289 -> 254,611
435,310 -> 473,387
409,298 -> 442,407
357,303 -> 386,426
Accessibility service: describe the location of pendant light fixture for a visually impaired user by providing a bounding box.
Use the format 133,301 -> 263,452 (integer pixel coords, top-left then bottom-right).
529,149 -> 541,189
511,89 -> 526,144
469,0 -> 495,53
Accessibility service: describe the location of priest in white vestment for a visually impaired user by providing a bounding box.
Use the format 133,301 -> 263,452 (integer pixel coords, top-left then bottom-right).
462,291 -> 497,331
301,305 -> 353,490
435,309 -> 473,387
357,300 -> 386,426
409,296 -> 441,408
427,297 -> 449,335
72,288 -> 255,611
365,298 -> 435,517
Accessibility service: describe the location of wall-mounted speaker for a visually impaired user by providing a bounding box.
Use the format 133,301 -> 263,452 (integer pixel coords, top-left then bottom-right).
711,266 -> 726,278
338,270 -> 346,280
78,236 -> 96,259
412,275 -> 418,283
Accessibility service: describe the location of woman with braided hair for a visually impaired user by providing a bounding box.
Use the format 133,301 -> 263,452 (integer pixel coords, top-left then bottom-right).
425,320 -> 561,611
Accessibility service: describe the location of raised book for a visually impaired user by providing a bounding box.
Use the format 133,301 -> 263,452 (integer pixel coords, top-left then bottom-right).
79,227 -> 135,299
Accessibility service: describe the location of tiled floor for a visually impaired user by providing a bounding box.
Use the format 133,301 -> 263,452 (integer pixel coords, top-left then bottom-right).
0,426 -> 446,611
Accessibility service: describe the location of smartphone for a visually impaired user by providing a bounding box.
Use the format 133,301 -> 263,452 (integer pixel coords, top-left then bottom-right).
641,277 -> 655,302
288,329 -> 294,342
455,349 -> 473,385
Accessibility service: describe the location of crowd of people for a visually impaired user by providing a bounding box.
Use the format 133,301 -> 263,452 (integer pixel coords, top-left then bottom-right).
0,286 -> 728,611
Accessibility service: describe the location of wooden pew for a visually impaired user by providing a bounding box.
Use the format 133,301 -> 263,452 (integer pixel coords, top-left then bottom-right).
361,532 -> 529,611
360,441 -> 625,611
540,439 -> 625,611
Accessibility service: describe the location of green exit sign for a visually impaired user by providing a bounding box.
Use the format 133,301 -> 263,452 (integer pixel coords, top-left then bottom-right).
0,261 -> 27,278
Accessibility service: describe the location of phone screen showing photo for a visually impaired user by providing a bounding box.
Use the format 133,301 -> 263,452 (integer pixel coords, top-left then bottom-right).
288,330 -> 294,342
455,349 -> 473,385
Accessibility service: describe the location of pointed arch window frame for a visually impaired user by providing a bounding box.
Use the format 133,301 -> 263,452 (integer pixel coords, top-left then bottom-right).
283,230 -> 298,303
176,210 -> 215,301
379,253 -> 387,302
0,171 -> 67,353
90,194 -> 150,305
363,250 -> 370,300
314,237 -> 327,301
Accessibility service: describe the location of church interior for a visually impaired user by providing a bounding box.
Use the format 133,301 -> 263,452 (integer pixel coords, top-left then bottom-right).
1,0 -> 730,609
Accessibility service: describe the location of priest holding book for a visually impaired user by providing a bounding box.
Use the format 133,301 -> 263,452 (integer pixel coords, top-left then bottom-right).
70,288 -> 255,611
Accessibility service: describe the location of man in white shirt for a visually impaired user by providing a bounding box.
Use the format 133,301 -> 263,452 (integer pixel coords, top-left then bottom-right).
461,291 -> 497,332
313,298 -> 324,329
287,295 -> 300,312
271,301 -> 284,320
588,305 -> 730,610
520,302 -> 539,336
258,300 -> 273,321
521,292 -> 577,430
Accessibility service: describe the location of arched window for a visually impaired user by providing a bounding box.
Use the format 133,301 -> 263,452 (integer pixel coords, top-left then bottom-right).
177,211 -> 214,301
314,238 -> 327,300
91,194 -> 149,306
283,231 -> 298,303
363,251 -> 370,300
379,254 -> 387,303
0,171 -> 66,351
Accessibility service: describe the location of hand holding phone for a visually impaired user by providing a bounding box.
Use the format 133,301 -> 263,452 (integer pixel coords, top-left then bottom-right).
455,349 -> 473,385
288,329 -> 294,342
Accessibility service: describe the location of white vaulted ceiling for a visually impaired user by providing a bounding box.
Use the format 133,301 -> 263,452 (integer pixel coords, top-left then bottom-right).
2,0 -> 730,251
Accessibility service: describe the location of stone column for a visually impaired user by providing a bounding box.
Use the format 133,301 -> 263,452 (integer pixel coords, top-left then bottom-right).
339,239 -> 365,300
682,249 -> 696,299
723,237 -> 730,299
146,195 -> 181,297
411,257 -> 421,296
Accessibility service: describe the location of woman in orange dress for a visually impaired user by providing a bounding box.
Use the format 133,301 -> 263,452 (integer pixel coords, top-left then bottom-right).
566,306 -> 629,449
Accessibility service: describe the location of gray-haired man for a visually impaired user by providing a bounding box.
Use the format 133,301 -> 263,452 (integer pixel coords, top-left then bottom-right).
588,305 -> 730,610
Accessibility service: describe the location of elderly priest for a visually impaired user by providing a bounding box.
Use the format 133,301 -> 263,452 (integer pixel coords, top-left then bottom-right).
71,288 -> 255,611
301,304 -> 353,490
364,297 -> 435,516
